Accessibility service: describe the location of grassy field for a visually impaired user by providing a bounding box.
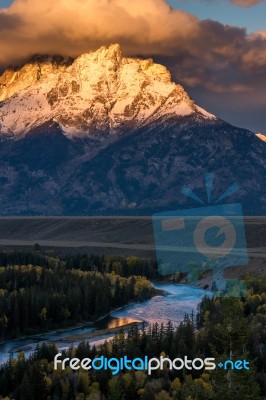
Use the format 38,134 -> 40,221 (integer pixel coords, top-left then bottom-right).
0,216 -> 265,279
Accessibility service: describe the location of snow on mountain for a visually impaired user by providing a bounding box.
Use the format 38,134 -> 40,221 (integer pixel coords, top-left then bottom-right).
257,133 -> 266,142
0,44 -> 215,138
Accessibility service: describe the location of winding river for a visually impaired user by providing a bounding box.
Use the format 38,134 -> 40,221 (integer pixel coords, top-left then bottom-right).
0,283 -> 211,365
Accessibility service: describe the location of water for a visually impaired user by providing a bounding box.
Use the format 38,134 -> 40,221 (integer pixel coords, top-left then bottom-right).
0,283 -> 211,365
111,283 -> 211,326
0,325 -> 95,365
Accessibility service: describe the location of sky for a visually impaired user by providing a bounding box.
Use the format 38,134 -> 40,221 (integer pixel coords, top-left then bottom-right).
0,0 -> 12,6
0,0 -> 265,132
167,0 -> 266,33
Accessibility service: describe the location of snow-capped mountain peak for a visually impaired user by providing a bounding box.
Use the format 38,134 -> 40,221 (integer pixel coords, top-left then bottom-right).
0,44 -> 215,138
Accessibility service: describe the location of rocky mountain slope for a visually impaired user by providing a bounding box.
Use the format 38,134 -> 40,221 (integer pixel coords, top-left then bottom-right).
0,44 -> 265,216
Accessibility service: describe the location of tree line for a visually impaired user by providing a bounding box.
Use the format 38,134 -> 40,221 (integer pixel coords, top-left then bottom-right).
0,250 -> 159,279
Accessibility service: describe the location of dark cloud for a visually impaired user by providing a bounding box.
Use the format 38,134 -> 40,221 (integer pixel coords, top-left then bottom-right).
230,0 -> 265,7
0,12 -> 22,30
203,0 -> 265,7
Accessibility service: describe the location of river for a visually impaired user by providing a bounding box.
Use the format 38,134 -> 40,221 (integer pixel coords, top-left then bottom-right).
0,283 -> 211,365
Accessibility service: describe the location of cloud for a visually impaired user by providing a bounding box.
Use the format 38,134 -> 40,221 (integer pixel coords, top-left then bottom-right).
230,0 -> 265,7
0,0 -> 196,66
202,0 -> 265,7
0,0 -> 266,98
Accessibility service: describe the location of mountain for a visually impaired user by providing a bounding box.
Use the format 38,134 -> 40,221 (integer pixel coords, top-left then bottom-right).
0,44 -> 265,216
257,134 -> 266,143
0,44 -> 214,138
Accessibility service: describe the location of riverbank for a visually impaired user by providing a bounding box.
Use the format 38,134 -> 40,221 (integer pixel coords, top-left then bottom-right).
0,320 -> 95,346
52,321 -> 145,344
14,321 -> 145,354
0,286 -> 161,345
0,283 -> 211,365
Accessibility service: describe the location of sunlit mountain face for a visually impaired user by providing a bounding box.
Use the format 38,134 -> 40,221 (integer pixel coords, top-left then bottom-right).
0,44 -> 265,216
0,44 -> 215,138
257,134 -> 266,143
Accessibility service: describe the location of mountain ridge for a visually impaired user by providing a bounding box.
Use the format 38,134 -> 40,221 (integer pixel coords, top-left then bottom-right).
0,44 -> 265,216
0,44 -> 215,139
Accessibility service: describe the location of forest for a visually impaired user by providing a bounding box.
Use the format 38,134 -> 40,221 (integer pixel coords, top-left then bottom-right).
0,274 -> 265,399
0,250 -> 265,399
0,250 -> 157,339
